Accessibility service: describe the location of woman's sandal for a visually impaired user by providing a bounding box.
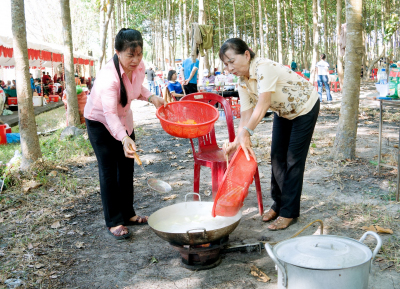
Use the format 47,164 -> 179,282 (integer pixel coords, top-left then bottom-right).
262,209 -> 278,222
107,225 -> 132,240
126,215 -> 148,226
267,217 -> 297,231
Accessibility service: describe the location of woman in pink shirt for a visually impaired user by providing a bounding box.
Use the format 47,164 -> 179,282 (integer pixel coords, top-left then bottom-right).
84,29 -> 164,239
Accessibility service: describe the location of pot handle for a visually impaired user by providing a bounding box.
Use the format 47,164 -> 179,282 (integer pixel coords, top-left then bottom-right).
187,228 -> 207,239
184,193 -> 201,202
359,231 -> 382,260
265,243 -> 287,288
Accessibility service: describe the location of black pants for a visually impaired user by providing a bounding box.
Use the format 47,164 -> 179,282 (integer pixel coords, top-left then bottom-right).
183,83 -> 198,95
85,118 -> 136,227
270,100 -> 320,218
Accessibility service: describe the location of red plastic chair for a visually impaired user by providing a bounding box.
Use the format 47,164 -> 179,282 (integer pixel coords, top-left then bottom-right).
181,92 -> 264,215
329,70 -> 334,74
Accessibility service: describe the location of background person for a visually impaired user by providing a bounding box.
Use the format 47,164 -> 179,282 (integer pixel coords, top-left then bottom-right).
182,50 -> 199,94
315,53 -> 332,102
145,66 -> 156,93
167,70 -> 185,101
84,28 -> 164,240
220,38 -> 319,231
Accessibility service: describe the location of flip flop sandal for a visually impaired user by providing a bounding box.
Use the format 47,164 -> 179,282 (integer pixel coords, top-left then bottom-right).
267,217 -> 298,231
107,226 -> 132,240
126,216 -> 148,226
262,209 -> 278,222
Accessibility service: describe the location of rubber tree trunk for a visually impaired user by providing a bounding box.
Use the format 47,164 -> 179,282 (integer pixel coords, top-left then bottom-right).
257,0 -> 264,57
60,0 -> 81,127
251,0 -> 258,55
289,0 -> 294,61
160,2 -> 165,71
166,0 -> 171,67
98,0 -> 114,69
232,0 -> 237,37
263,1 -> 269,58
218,0 -> 223,70
337,0 -> 344,88
179,3 -> 184,62
11,0 -> 42,170
332,0 -> 363,160
303,1 -> 309,70
310,0 -> 319,82
324,0 -> 328,57
277,0 -> 283,63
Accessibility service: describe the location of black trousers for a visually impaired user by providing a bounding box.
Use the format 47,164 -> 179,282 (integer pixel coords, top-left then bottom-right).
85,118 -> 136,227
270,99 -> 320,218
183,83 -> 198,95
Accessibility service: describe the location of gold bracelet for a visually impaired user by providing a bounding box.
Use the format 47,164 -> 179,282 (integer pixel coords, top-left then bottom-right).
121,136 -> 130,146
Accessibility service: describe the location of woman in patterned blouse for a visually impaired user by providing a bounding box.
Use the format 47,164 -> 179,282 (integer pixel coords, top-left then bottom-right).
220,38 -> 319,231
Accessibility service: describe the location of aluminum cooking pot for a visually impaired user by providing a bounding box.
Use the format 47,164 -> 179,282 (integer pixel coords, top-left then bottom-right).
148,193 -> 242,245
265,231 -> 382,289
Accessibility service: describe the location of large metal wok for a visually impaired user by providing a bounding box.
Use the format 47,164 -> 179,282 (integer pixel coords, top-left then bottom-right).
148,193 -> 242,245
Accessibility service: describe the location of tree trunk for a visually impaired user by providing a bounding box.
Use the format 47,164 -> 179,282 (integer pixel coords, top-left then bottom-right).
310,0 -> 319,82
218,0 -> 223,69
232,0 -> 237,37
282,0 -> 289,63
277,0 -> 283,63
324,0 -> 328,57
184,0 -> 189,58
108,8 -> 114,62
332,0 -> 363,160
263,0 -> 269,58
179,3 -> 184,61
172,3 -> 176,67
116,0 -> 120,31
99,0 -> 105,67
166,0 -> 171,67
303,1 -> 309,70
99,0 -> 114,69
160,2 -> 165,70
374,0 -> 378,59
60,0 -> 81,128
289,0 -> 294,61
11,0 -> 42,169
251,0 -> 258,55
337,0 -> 344,88
257,0 -> 264,57
223,5 -> 226,41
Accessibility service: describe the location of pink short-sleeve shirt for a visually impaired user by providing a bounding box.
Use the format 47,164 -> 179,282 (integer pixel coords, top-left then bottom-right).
84,59 -> 152,141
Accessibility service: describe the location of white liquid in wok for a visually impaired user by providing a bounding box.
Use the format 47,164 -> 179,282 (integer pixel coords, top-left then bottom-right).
153,213 -> 238,233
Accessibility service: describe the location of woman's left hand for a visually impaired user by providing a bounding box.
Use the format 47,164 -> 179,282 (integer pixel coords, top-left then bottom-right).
151,96 -> 165,108
237,129 -> 256,161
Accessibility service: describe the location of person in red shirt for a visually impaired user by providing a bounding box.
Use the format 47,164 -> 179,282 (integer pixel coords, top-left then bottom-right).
42,72 -> 50,85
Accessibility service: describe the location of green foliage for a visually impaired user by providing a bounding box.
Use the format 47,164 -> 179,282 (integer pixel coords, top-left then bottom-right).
384,14 -> 400,42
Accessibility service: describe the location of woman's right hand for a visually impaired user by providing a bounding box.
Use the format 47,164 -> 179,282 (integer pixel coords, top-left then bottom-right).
223,140 -> 239,157
122,137 -> 136,159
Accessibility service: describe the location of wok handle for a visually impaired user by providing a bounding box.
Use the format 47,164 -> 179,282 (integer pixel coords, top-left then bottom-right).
184,193 -> 201,202
265,243 -> 287,288
359,231 -> 382,260
186,228 -> 207,239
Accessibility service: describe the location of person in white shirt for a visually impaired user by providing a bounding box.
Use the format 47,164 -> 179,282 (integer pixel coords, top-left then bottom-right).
315,53 -> 332,102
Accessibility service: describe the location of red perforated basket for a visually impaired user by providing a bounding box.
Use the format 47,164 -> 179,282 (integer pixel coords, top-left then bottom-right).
212,147 -> 258,217
156,101 -> 219,139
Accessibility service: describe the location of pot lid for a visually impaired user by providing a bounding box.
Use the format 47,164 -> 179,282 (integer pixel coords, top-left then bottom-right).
273,235 -> 372,270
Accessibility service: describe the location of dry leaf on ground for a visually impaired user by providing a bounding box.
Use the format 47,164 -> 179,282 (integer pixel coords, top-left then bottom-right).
163,195 -> 177,201
23,181 -> 41,193
176,166 -> 185,170
375,225 -> 393,234
51,221 -> 61,229
34,263 -> 45,269
175,144 -> 182,147
250,265 -> 271,283
75,242 -> 84,249
170,163 -> 178,167
48,171 -> 58,177
56,165 -> 69,171
152,148 -> 162,153
361,225 -> 377,232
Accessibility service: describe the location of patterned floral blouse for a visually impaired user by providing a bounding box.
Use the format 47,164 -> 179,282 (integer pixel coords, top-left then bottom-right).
238,57 -> 319,120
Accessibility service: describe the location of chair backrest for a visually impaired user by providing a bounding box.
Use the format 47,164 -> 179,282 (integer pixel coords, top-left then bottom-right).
181,92 -> 235,153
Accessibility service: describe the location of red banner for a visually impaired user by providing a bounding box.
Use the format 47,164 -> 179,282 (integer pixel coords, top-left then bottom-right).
52,53 -> 62,62
0,46 -> 13,58
73,58 -> 78,64
90,60 -> 94,66
27,49 -> 40,60
84,59 -> 89,65
40,51 -> 52,61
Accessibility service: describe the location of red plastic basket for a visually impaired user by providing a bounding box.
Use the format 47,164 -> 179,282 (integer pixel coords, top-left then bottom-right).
7,97 -> 17,105
48,95 -> 59,102
156,101 -> 219,138
212,147 -> 258,217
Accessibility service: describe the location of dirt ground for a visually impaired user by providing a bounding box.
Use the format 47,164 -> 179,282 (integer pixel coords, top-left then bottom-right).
1,82 -> 400,288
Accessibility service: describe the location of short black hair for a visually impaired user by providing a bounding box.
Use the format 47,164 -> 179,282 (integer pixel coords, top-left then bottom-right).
219,38 -> 255,62
167,70 -> 177,81
113,28 -> 144,107
321,53 -> 326,60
